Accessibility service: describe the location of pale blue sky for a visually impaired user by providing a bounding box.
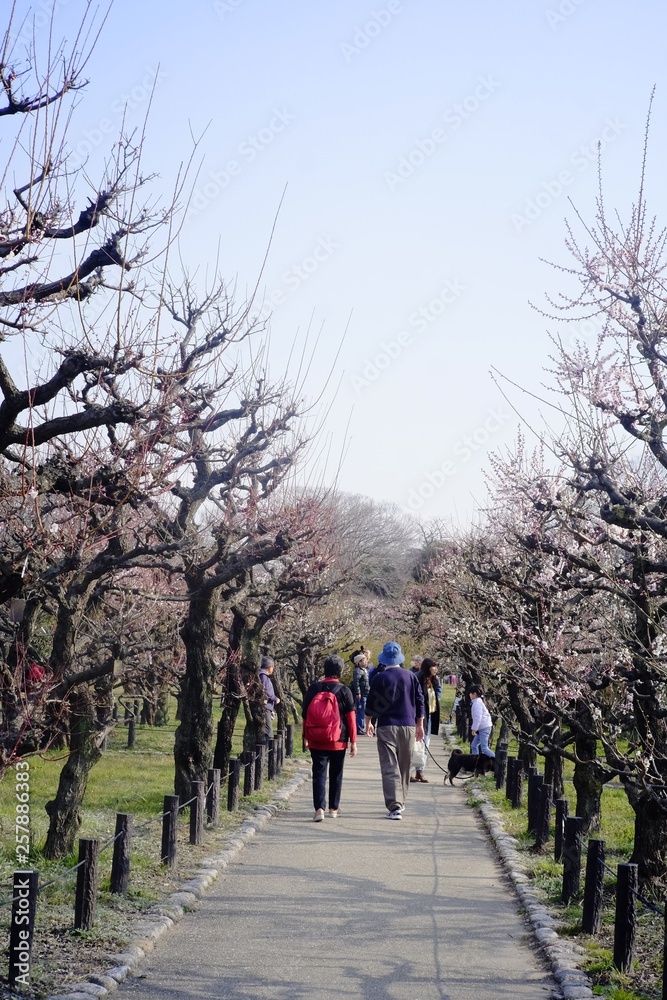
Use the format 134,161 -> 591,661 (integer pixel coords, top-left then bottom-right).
19,0 -> 667,524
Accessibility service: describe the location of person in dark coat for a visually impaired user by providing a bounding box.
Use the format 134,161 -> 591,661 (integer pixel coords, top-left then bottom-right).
411,658 -> 441,783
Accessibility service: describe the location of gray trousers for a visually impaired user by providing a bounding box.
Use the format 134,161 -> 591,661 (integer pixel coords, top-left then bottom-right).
376,725 -> 416,810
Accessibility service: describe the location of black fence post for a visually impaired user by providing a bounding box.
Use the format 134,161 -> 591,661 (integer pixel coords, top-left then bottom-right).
8,869 -> 38,988
535,783 -> 552,850
285,724 -> 294,757
127,716 -> 136,749
505,756 -> 516,800
189,781 -> 205,846
241,751 -> 255,796
207,768 -> 221,825
511,764 -> 523,809
161,794 -> 179,867
582,839 -> 606,935
495,746 -> 507,790
527,772 -> 544,834
275,732 -> 283,774
110,813 -> 133,895
228,758 -> 241,812
74,838 -> 99,930
562,816 -> 583,904
613,863 -> 638,972
254,743 -> 265,791
554,798 -> 569,862
268,739 -> 277,780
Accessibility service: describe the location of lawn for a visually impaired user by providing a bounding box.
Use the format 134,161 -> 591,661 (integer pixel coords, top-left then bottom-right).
0,699 -> 307,998
464,733 -> 663,1000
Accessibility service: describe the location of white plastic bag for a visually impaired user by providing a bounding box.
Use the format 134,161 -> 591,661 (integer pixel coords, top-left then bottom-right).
411,739 -> 427,769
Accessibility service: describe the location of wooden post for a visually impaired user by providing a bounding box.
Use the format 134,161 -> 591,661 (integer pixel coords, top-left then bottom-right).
582,839 -> 606,935
127,717 -> 136,749
74,838 -> 99,930
505,756 -> 516,800
241,751 -> 255,796
535,783 -> 552,850
527,772 -> 543,834
554,798 -> 569,863
562,816 -> 583,904
275,732 -> 283,774
613,863 -> 638,972
494,746 -> 507,790
161,795 -> 179,867
207,768 -> 221,825
189,781 -> 205,846
8,870 -> 38,987
511,763 -> 523,809
228,758 -> 241,812
268,739 -> 277,780
110,813 -> 133,895
254,743 -> 265,791
285,724 -> 294,757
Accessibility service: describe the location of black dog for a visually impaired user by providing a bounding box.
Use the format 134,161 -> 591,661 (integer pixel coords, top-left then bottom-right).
446,748 -> 495,785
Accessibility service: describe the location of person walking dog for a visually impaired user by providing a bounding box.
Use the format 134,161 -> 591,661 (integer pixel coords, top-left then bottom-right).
303,654 -> 358,821
469,684 -> 495,760
365,641 -> 425,820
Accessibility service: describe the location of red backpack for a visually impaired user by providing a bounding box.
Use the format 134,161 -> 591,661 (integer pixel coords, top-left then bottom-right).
304,684 -> 342,744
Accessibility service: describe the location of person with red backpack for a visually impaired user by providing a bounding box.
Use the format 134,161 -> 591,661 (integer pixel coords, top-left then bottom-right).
302,654 -> 357,822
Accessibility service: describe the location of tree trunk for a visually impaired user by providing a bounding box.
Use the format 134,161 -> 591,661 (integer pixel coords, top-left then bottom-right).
573,726 -> 602,834
174,585 -> 217,799
544,749 -> 564,801
629,789 -> 667,885
214,657 -> 243,778
292,645 -> 317,700
507,681 -> 536,768
43,685 -> 102,858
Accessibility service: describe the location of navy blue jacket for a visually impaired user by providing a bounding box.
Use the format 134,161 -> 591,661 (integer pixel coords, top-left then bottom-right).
365,666 -> 425,727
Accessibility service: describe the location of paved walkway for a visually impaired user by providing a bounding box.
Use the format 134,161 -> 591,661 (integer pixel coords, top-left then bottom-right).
119,736 -> 556,1000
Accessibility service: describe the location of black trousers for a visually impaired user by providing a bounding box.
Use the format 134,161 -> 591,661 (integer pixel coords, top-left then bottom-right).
310,749 -> 346,810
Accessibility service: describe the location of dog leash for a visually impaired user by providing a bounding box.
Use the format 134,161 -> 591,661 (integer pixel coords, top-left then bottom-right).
425,744 -> 449,773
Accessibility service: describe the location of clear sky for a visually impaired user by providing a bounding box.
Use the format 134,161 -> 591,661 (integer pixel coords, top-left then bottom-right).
17,0 -> 667,526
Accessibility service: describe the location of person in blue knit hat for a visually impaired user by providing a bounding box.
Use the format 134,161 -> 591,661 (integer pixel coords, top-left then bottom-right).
364,641 -> 425,820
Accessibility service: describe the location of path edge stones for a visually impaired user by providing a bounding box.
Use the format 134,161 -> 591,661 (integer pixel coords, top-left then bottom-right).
47,767 -> 311,1000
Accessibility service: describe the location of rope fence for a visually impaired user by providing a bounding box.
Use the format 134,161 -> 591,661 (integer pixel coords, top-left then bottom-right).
2,726 -> 293,988
493,746 -> 667,994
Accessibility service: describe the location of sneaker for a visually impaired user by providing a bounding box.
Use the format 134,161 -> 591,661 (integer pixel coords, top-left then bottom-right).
387,808 -> 402,820
328,809 -> 339,818
313,808 -> 325,822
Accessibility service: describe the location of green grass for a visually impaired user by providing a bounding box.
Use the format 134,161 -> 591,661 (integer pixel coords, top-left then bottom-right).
463,739 -> 662,1000
0,697 -> 308,997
